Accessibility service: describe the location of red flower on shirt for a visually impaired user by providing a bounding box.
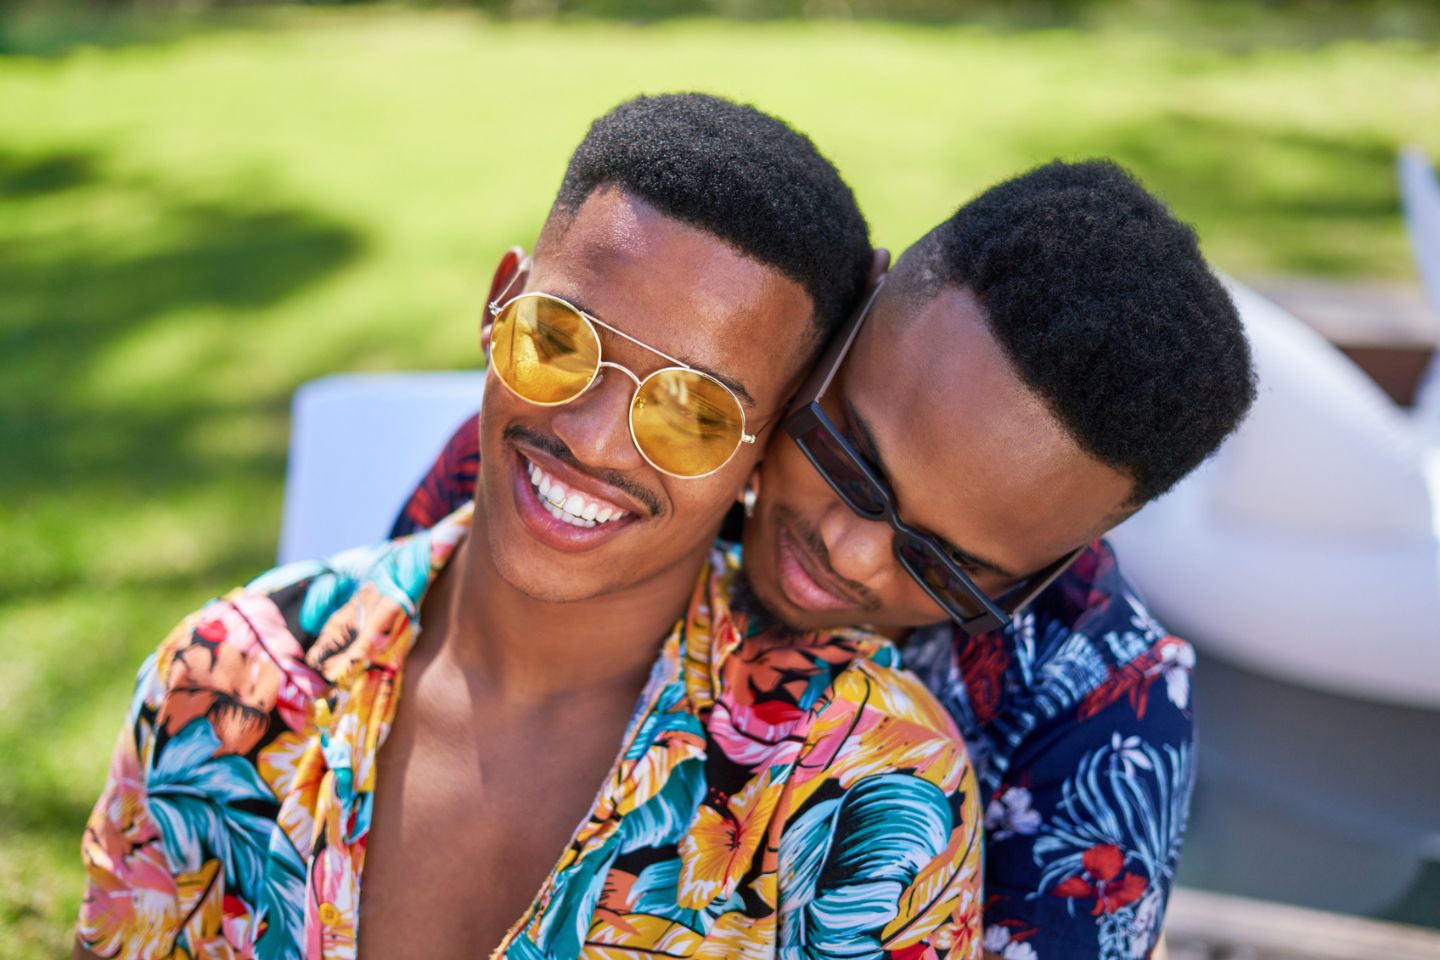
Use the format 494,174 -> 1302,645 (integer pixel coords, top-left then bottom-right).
1051,843 -> 1148,915
958,631 -> 1008,724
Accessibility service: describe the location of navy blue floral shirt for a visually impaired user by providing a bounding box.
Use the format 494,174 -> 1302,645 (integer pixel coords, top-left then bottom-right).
394,415 -> 1195,960
903,547 -> 1194,960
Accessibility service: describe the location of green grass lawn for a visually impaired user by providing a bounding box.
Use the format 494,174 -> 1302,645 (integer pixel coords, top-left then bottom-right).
1,8 -> 1437,955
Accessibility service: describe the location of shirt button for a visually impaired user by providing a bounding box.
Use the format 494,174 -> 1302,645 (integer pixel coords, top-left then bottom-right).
318,902 -> 342,926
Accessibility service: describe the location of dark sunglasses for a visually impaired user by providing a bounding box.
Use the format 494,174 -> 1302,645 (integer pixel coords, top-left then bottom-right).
781,278 -> 1084,636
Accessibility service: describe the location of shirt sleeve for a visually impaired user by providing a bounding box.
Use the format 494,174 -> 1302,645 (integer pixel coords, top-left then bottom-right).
389,412 -> 481,538
979,640 -> 1197,960
78,594 -> 309,960
77,647 -> 181,960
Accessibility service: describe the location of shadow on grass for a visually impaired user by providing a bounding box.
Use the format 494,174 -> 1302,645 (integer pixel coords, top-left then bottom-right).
1052,111 -> 1401,275
0,149 -> 364,936
0,199 -> 363,401
3,2 -> 1437,60
0,147 -> 364,504
0,6 -> 273,58
0,147 -> 100,197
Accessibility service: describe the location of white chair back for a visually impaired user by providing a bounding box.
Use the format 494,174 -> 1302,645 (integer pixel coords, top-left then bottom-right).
277,372 -> 486,564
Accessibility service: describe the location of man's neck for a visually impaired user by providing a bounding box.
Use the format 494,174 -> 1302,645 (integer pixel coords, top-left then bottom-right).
425,510 -> 715,706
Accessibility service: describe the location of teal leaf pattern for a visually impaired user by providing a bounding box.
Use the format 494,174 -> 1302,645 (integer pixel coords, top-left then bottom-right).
255,829 -> 308,960
779,774 -> 955,954
147,718 -> 279,903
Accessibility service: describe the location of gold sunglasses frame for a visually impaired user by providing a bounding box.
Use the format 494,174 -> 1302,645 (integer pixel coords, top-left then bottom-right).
486,281 -> 756,480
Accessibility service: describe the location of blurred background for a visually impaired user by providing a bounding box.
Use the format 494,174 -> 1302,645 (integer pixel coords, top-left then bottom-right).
2,1 -> 1438,957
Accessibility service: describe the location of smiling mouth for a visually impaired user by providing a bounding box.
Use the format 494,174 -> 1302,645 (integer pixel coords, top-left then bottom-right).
523,457 -> 631,528
505,442 -> 649,555
503,423 -> 663,518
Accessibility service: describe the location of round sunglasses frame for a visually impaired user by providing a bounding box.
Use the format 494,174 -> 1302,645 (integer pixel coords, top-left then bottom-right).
486,289 -> 757,480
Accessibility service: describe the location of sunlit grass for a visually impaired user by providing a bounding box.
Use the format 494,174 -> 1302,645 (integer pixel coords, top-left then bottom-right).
1,8 -> 1436,956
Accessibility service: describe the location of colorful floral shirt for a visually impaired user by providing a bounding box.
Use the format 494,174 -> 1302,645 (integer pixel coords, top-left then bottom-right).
394,415 -> 1197,960
80,504 -> 984,960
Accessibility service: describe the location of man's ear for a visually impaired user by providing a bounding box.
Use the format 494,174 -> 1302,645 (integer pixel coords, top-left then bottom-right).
481,246 -> 527,354
866,247 -> 891,290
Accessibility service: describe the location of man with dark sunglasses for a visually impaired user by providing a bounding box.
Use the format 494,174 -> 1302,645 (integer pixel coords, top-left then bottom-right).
397,160 -> 1257,958
75,95 -> 986,960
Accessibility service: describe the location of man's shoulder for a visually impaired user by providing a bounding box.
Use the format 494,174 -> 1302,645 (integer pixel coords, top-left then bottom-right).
973,538 -> 1192,709
831,636 -> 968,741
148,529 -> 443,739
711,547 -> 967,753
729,625 -> 975,797
902,539 -> 1195,790
1029,538 -> 1195,713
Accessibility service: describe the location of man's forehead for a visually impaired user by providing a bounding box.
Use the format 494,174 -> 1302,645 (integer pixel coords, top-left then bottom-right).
541,189 -> 770,311
534,188 -> 816,406
837,280 -> 1119,567
860,282 -> 1075,458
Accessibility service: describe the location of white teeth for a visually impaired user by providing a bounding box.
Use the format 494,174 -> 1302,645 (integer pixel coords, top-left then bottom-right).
523,457 -> 630,528
542,498 -> 595,527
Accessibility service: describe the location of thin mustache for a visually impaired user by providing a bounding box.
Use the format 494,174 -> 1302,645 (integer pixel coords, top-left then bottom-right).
504,423 -> 664,518
776,505 -> 880,610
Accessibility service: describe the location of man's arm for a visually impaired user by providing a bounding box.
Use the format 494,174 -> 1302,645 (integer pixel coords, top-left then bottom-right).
74,652 -> 178,960
74,590 -> 314,960
979,642 -> 1196,959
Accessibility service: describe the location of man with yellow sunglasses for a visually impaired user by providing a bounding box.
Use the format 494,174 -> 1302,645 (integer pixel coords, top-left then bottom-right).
397,160 -> 1257,958
76,95 -> 986,960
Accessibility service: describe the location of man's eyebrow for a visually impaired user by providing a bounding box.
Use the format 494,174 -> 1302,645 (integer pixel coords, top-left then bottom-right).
685,365 -> 756,409
845,401 -> 1020,581
563,294 -> 757,408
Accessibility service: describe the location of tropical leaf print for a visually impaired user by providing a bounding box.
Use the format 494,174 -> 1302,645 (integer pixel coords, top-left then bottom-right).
255,827 -> 308,960
616,757 -> 706,854
623,859 -> 711,934
678,769 -> 784,910
534,841 -> 623,959
882,824 -> 980,950
147,717 -> 279,906
778,774 -> 958,954
1030,737 -> 1193,959
1031,634 -> 1110,721
296,569 -> 360,639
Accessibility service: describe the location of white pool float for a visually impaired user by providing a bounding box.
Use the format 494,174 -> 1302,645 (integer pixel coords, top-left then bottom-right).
1109,151 -> 1440,710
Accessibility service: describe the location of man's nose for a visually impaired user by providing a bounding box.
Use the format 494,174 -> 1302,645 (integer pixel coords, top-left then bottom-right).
816,498 -> 894,587
549,372 -> 647,473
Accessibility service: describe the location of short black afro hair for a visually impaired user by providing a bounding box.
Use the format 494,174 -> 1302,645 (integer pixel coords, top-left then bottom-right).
552,93 -> 872,337
898,159 -> 1255,506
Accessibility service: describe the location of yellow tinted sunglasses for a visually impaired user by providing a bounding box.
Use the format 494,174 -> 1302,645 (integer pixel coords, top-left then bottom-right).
486,284 -> 756,479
